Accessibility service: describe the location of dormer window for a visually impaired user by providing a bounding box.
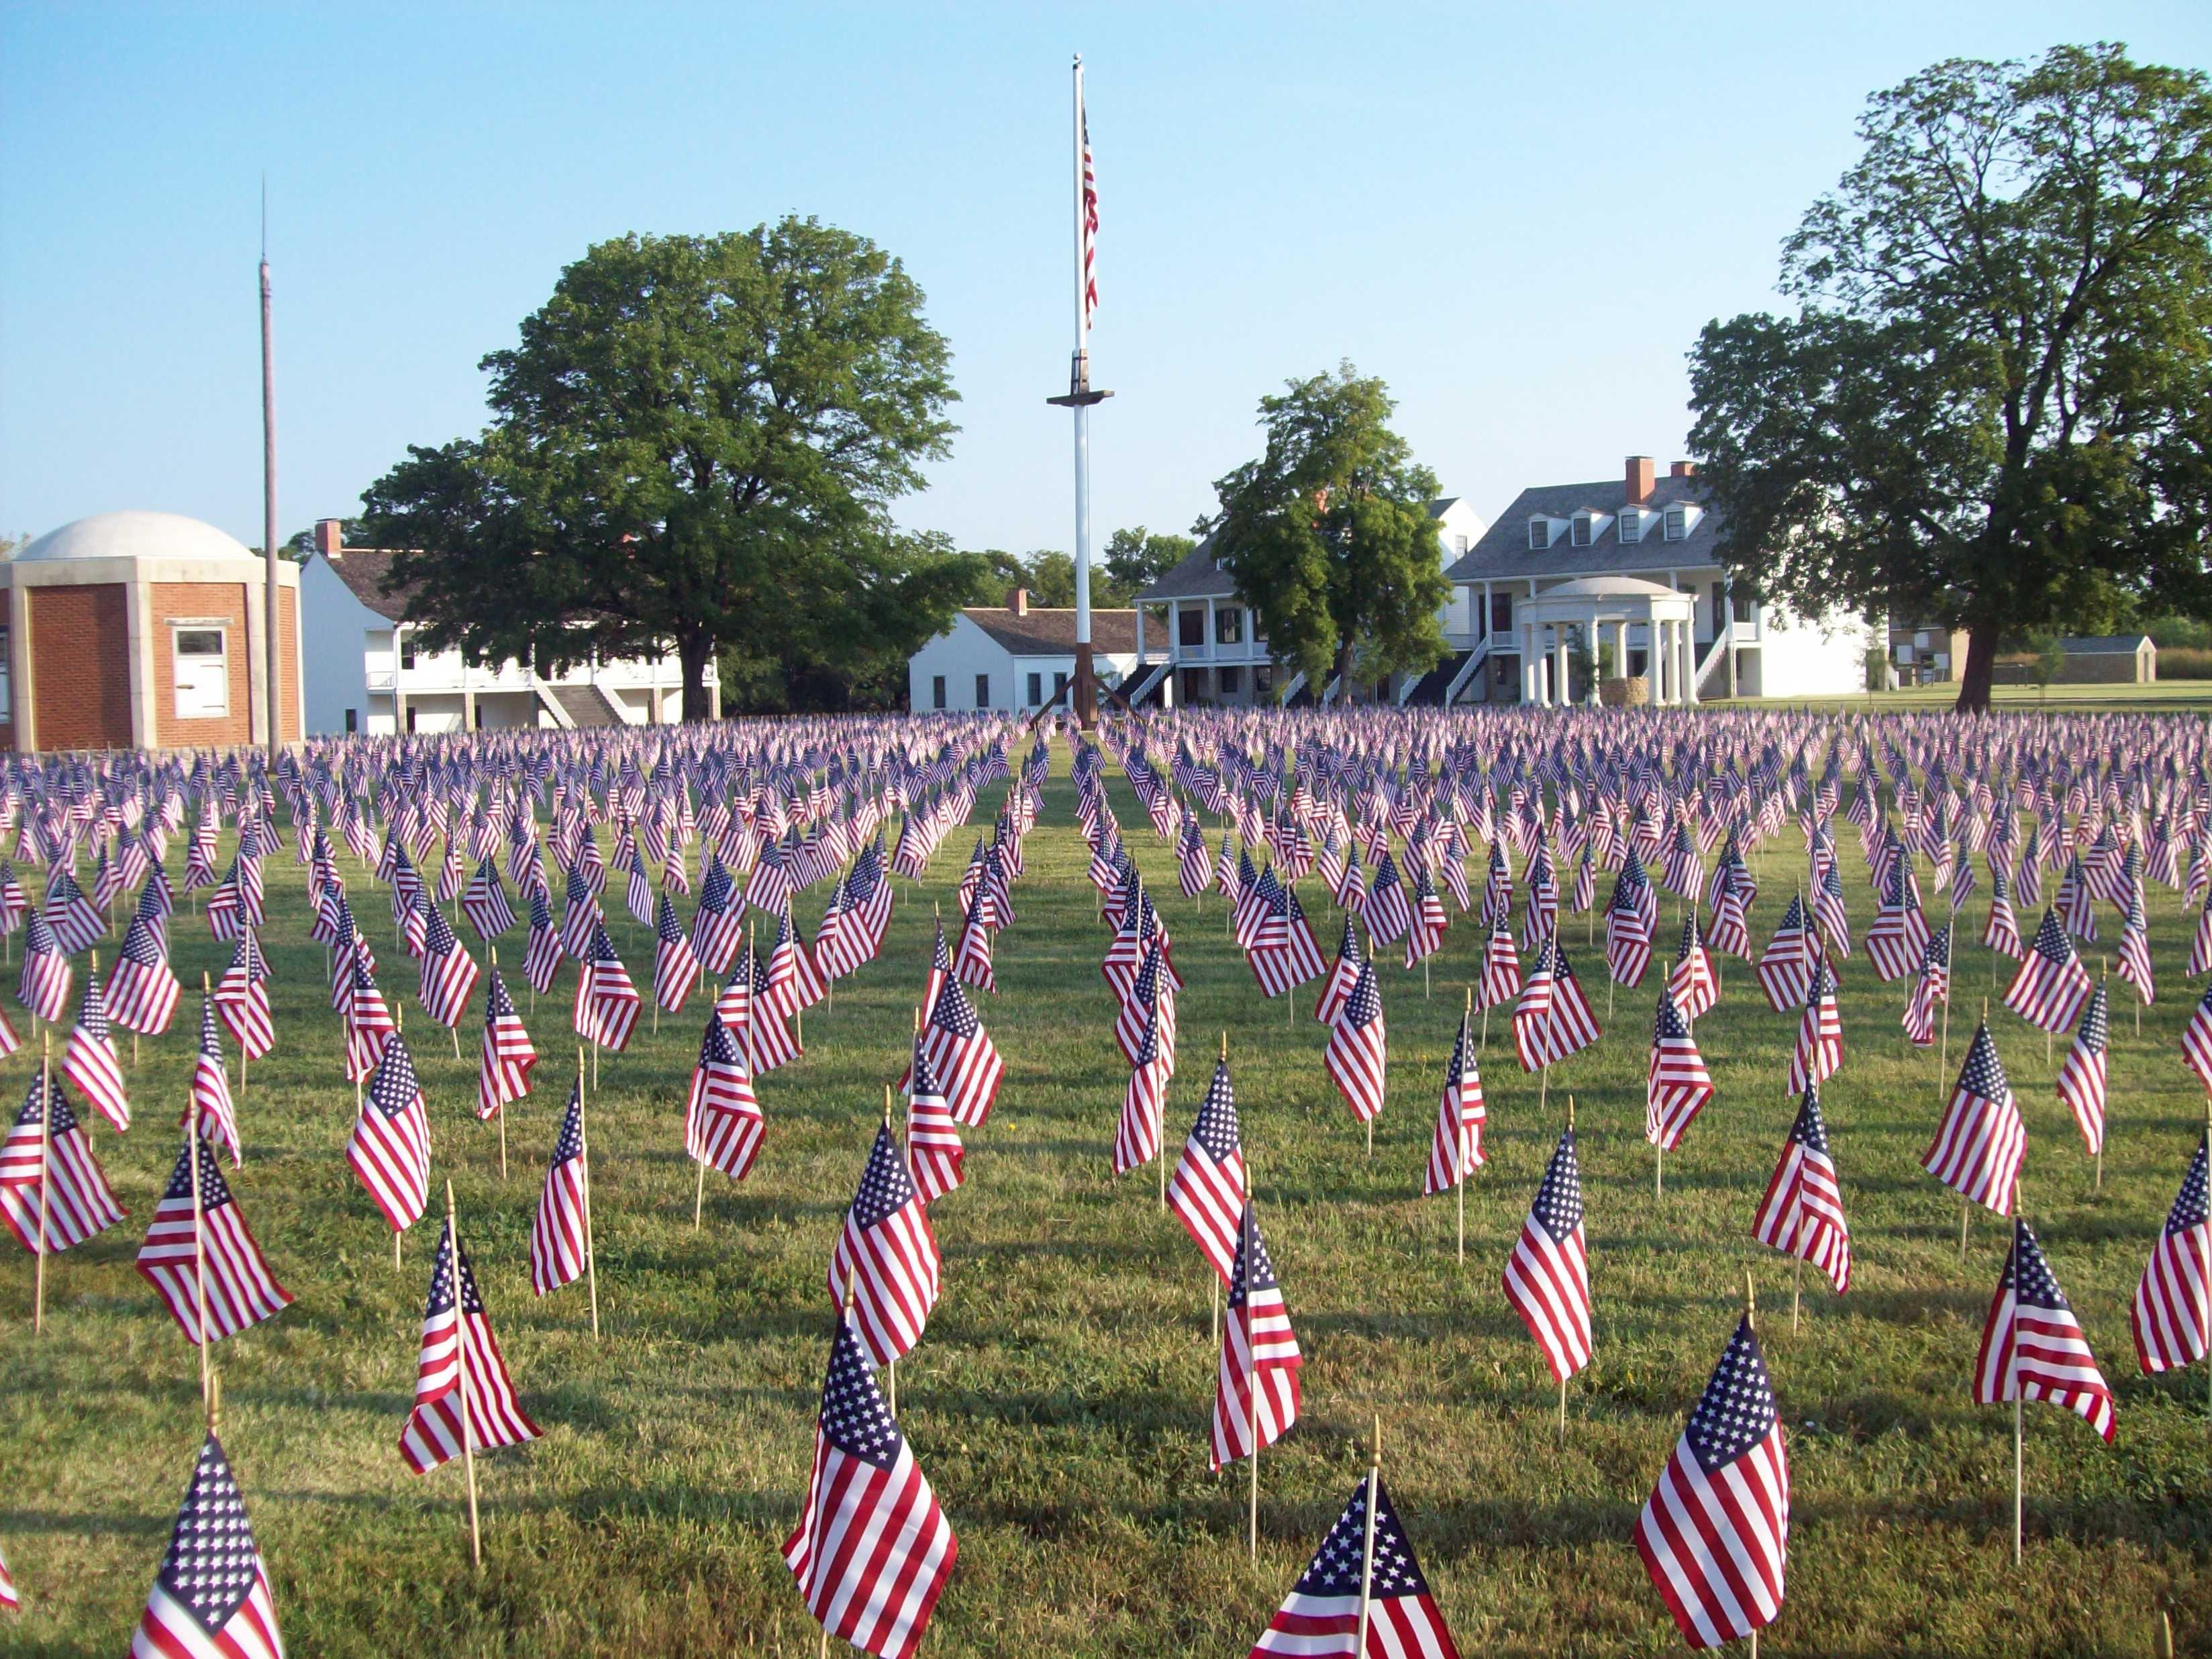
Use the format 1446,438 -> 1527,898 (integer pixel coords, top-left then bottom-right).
1570,513 -> 1597,548
1664,505 -> 1689,542
1618,507 -> 1644,544
1527,518 -> 1553,550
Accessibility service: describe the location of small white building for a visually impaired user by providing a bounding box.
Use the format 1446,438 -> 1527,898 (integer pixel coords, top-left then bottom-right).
1129,497 -> 1488,707
907,591 -> 1138,713
297,520 -> 714,734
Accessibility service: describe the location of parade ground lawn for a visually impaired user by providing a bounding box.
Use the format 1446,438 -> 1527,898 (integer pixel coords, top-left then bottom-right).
3,749 -> 2207,1656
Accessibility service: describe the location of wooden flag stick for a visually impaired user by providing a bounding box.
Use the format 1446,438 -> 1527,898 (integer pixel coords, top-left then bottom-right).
1745,1271 -> 1760,1659
578,1048 -> 599,1340
884,1086 -> 899,1418
489,948 -> 507,1181
189,1093 -> 212,1405
446,1180 -> 484,1569
2202,1097 -> 2211,1420
1559,1097 -> 1577,1442
1355,1415 -> 1382,1659
32,1033 -> 50,1336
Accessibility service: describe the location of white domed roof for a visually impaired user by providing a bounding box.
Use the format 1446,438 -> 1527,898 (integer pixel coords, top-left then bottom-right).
15,511 -> 256,566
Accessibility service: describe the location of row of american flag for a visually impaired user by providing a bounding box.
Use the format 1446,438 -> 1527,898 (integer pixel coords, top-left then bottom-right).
0,703 -> 2207,1654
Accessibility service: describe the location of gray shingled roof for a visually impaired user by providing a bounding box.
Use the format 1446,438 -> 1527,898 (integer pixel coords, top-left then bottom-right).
1444,474 -> 1723,583
964,607 -> 1138,656
316,548 -> 415,622
1140,499 -> 1464,604
2061,634 -> 2153,654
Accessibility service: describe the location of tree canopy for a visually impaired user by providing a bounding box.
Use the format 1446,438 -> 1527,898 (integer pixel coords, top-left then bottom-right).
359,220 -> 971,717
1103,525 -> 1195,604
1206,363 -> 1447,693
1689,44 -> 2212,710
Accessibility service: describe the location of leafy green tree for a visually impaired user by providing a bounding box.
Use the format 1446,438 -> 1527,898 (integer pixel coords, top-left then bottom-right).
359,220 -> 966,720
1206,362 -> 1448,693
1689,44 -> 2212,711
1101,525 -> 1195,606
958,550 -> 1031,607
1021,550 -> 1078,608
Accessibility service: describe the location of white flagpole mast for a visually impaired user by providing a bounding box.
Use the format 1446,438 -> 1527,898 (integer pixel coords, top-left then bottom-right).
1048,52 -> 1110,730
260,178 -> 283,760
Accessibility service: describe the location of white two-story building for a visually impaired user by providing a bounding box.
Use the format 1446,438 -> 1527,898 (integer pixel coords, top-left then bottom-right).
1440,456 -> 1868,705
297,520 -> 714,734
1128,497 -> 1489,707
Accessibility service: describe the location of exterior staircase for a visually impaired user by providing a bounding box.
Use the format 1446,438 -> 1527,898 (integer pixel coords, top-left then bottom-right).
547,682 -> 624,727
1400,648 -> 1475,706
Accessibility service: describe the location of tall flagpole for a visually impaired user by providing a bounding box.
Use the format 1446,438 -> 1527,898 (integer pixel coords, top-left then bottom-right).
260,178 -> 282,760
1047,53 -> 1110,730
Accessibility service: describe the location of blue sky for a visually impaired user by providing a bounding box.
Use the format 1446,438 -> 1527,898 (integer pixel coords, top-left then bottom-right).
3,2 -> 2207,557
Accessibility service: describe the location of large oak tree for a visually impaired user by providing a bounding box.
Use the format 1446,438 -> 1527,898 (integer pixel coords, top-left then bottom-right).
1689,44 -> 2212,711
1207,363 -> 1448,696
360,219 -> 971,719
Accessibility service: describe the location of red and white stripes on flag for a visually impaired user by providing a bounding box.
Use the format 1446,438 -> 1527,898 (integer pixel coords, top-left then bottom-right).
1646,987 -> 1714,1153
1751,1083 -> 1852,1295
1211,1202 -> 1302,1469
2132,1130 -> 2209,1375
1248,1472 -> 1463,1659
527,1083 -> 592,1298
1424,1009 -> 1485,1195
1503,1126 -> 1591,1383
2056,979 -> 2109,1158
399,1215 -> 543,1473
1169,1057 -> 1246,1284
64,961 -> 130,1132
1923,1021 -> 2024,1217
130,1434 -> 287,1659
0,1072 -> 124,1254
1323,962 -> 1387,1124
1633,1314 -> 1788,1650
1975,1216 -> 2116,1442
782,1316 -> 958,1659
136,1136 -> 291,1344
2003,908 -> 2093,1034
477,964 -> 537,1121
349,1032 -> 432,1234
905,1051 -> 963,1206
827,1124 -> 942,1366
1113,997 -> 1168,1175
686,1012 -> 764,1183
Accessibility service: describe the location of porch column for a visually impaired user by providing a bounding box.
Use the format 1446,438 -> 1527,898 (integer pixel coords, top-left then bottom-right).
1521,621 -> 1536,703
1553,627 -> 1569,710
1134,604 -> 1145,665
1682,613 -> 1699,706
1588,608 -> 1602,705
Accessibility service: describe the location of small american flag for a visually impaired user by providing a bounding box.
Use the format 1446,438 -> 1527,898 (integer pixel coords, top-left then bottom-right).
1975,1217 -> 2115,1442
1903,922 -> 1952,1048
0,1072 -> 124,1254
782,1315 -> 957,1659
1323,962 -> 1387,1125
1754,895 -> 1811,1013
107,913 -> 180,1035
1503,1126 -> 1591,1382
1983,863 -> 2024,958
522,883 -> 564,995
1211,1201 -> 1301,1469
136,1136 -> 291,1344
1479,918 -> 1521,1010
1784,952 -> 1842,1095
527,1082 -> 592,1297
131,1434 -> 286,1659
461,856 -> 515,940
2003,907 -> 2092,1034
2055,979 -> 2109,1157
214,928 -> 274,1060
1113,995 -> 1168,1174
1248,1472 -> 1462,1658
652,890 -> 700,1013
1314,916 -> 1364,1026
1751,1082 -> 1852,1295
572,923 -> 640,1052
17,911 -> 72,1024
476,964 -> 536,1121
1646,987 -> 1713,1152
349,1032 -> 432,1234
1633,1313 -> 1787,1648
1424,1007 -> 1486,1195
418,903 -> 481,1029
905,1051 -> 963,1205
2131,1129 -> 2209,1374
400,1215 -> 543,1472
827,1124 -> 941,1366
188,998 -> 242,1166
1169,1057 -> 1246,1283
917,977 -> 1002,1129
64,958 -> 130,1132
1923,1021 -> 2024,1217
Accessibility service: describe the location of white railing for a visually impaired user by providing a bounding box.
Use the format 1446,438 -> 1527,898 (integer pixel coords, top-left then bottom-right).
1444,638 -> 1493,705
1695,632 -> 1733,701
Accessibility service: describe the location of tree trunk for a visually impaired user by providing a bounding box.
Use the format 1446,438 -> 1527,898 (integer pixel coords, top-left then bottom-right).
678,634 -> 715,723
1333,637 -> 1356,704
1955,625 -> 1999,714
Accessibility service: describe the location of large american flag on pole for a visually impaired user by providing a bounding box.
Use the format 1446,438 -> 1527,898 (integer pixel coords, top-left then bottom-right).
782,1315 -> 957,1659
1633,1313 -> 1788,1649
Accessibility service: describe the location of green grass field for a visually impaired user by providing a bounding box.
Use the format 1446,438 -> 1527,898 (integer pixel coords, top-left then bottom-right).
1709,680 -> 2212,715
3,749 -> 2208,1657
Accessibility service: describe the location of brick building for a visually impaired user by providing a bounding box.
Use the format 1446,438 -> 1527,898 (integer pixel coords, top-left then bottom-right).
0,511 -> 302,752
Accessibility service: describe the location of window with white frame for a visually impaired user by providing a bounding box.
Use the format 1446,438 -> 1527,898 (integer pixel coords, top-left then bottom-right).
1527,519 -> 1551,550
1617,509 -> 1642,544
1664,505 -> 1689,541
172,625 -> 229,719
1571,514 -> 1595,548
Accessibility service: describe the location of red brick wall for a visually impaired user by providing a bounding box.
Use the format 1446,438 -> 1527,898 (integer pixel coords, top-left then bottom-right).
151,582 -> 251,748
279,584 -> 301,742
28,584 -> 132,750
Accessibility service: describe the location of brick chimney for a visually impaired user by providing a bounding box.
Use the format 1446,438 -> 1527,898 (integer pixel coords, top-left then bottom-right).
1006,588 -> 1028,617
1670,460 -> 1699,479
1625,456 -> 1655,505
314,517 -> 346,558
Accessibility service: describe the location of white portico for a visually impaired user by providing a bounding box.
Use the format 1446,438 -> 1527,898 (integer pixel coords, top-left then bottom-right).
1517,576 -> 1701,707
